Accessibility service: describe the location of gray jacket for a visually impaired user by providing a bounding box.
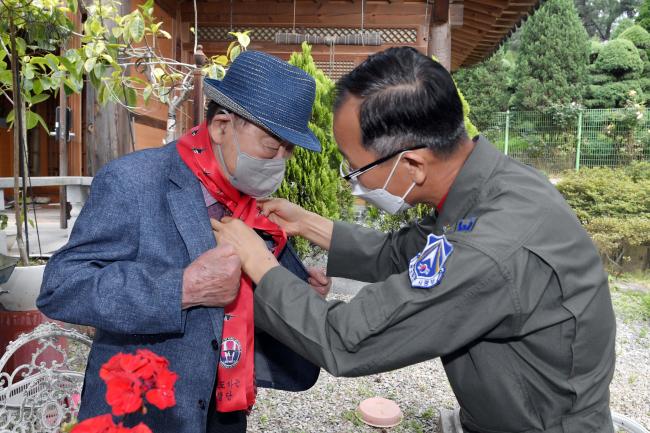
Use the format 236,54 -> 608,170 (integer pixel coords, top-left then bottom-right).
254,137 -> 616,433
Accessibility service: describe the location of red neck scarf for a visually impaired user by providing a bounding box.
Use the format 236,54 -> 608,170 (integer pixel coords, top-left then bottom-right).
177,123 -> 287,413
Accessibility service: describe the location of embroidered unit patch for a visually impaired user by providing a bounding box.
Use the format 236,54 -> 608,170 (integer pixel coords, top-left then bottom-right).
409,233 -> 454,289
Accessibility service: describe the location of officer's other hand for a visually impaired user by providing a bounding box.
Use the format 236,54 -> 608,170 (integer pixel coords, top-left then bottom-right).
257,198 -> 307,236
307,267 -> 331,298
181,244 -> 241,309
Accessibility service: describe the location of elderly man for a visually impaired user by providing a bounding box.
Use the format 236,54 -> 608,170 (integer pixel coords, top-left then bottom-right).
37,51 -> 325,433
213,46 -> 616,433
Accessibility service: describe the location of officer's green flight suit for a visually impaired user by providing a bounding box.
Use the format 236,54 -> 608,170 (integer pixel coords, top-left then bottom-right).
254,137 -> 616,433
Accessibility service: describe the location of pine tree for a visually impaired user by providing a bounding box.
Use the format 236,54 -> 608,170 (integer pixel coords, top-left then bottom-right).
512,0 -> 590,110
453,50 -> 513,130
277,42 -> 353,256
638,0 -> 650,33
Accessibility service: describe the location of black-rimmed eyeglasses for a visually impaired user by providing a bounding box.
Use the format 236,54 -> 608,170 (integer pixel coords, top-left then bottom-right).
339,144 -> 427,181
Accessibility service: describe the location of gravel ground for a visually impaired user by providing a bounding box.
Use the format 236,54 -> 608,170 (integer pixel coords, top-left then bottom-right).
248,290 -> 650,433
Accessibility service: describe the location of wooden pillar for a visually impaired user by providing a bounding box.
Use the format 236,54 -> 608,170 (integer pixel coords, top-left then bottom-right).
193,46 -> 207,127
68,12 -> 83,177
83,0 -> 133,175
428,0 -> 451,71
58,73 -> 68,228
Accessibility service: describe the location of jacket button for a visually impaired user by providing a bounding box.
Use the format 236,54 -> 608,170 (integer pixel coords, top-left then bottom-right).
198,399 -> 206,410
211,339 -> 219,351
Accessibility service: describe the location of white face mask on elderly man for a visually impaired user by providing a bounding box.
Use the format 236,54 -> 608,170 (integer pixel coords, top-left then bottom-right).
349,152 -> 416,215
215,114 -> 286,198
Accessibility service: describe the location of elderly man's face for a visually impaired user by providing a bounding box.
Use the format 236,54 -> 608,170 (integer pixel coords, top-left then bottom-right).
208,113 -> 294,176
333,96 -> 415,196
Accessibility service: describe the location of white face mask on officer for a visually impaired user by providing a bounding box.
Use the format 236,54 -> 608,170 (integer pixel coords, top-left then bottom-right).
215,113 -> 286,198
349,152 -> 416,215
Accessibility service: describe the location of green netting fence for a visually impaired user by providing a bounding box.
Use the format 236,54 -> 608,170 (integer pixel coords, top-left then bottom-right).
482,109 -> 650,175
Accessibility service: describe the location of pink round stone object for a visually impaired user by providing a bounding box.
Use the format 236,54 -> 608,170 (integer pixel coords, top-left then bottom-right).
356,397 -> 403,428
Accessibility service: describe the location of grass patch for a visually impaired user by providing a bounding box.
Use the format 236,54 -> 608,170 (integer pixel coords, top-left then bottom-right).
342,409 -> 363,427
420,407 -> 436,420
610,289 -> 650,322
613,271 -> 650,287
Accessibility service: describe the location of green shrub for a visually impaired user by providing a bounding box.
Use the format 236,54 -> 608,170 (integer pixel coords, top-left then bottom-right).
618,25 -> 650,52
589,39 -> 603,64
593,39 -> 644,78
590,73 -> 612,85
557,167 -> 650,222
557,165 -> 650,273
586,81 -> 644,108
624,161 -> 650,181
586,217 -> 650,270
365,204 -> 431,233
279,42 -> 353,256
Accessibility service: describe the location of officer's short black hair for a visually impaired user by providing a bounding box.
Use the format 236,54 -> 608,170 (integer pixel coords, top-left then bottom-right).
334,46 -> 466,158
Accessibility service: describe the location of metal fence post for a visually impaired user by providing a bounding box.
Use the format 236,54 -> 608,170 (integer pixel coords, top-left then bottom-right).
575,111 -> 583,172
504,110 -> 510,156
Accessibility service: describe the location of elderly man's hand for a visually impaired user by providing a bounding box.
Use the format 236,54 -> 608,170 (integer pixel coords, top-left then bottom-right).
307,267 -> 331,298
211,217 -> 280,284
181,244 -> 241,309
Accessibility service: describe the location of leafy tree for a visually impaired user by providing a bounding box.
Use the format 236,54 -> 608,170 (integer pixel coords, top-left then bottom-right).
512,0 -> 590,110
575,0 -> 641,40
453,50 -> 512,130
278,42 -> 353,256
611,17 -> 636,39
636,0 -> 650,32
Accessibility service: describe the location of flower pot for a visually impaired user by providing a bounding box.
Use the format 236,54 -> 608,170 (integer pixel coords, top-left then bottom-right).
0,231 -> 7,255
0,264 -> 45,311
0,310 -> 54,374
0,263 -> 67,376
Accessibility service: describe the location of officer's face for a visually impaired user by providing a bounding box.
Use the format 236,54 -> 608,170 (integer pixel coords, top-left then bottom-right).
208,113 -> 295,175
333,95 -> 416,196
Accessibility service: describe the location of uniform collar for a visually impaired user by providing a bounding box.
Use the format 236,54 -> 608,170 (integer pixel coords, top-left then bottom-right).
435,136 -> 502,232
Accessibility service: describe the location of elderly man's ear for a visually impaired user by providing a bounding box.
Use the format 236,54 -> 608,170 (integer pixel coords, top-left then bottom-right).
208,113 -> 232,141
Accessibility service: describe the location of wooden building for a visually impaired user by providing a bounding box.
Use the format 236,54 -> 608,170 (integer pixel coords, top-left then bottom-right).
0,0 -> 541,201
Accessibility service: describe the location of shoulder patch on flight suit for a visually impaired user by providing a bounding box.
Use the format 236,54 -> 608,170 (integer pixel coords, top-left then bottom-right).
409,233 -> 454,289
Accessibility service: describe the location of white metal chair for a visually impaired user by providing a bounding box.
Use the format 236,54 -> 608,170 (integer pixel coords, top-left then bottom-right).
0,322 -> 92,433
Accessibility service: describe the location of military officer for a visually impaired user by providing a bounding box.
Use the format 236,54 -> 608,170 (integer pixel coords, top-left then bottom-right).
212,46 -> 616,433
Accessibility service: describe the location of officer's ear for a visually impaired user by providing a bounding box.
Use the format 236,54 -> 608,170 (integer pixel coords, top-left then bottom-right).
402,150 -> 428,186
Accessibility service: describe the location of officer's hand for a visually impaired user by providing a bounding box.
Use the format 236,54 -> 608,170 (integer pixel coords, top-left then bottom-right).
307,267 -> 331,298
211,217 -> 279,284
257,198 -> 307,236
181,244 -> 241,309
